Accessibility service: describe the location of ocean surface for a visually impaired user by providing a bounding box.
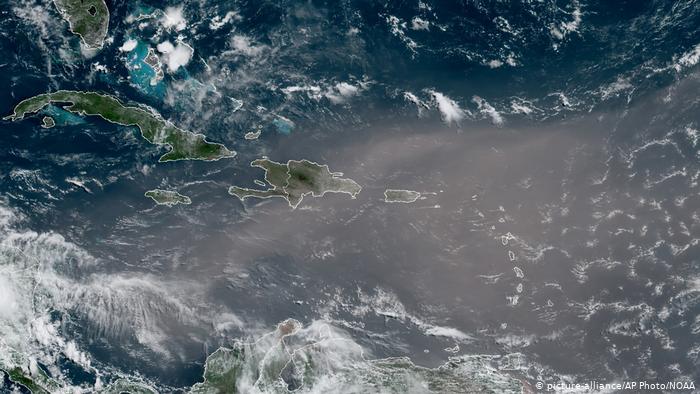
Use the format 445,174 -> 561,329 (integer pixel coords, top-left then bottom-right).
1,0 -> 699,392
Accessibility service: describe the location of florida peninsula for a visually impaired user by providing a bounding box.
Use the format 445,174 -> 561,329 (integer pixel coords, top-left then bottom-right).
53,0 -> 110,49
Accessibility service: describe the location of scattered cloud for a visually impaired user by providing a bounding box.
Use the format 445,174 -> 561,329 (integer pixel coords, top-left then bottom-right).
210,11 -> 240,30
411,17 -> 430,31
118,38 -> 137,52
157,40 -> 193,72
403,91 -> 430,116
550,4 -> 582,41
673,43 -> 700,72
161,6 -> 187,31
429,90 -> 467,124
473,96 -> 504,125
230,35 -> 266,57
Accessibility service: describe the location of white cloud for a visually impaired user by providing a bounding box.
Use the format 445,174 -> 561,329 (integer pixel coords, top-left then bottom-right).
92,62 -> 108,73
600,77 -> 633,99
510,100 -> 534,115
674,43 -> 700,72
63,341 -> 90,368
473,96 -> 504,125
353,287 -> 473,343
0,205 -> 17,229
487,59 -> 503,68
156,40 -> 175,53
161,6 -> 186,31
335,82 -> 359,97
0,275 -> 18,318
210,11 -> 240,30
325,82 -> 361,104
12,4 -> 53,39
486,54 -> 517,68
157,40 -> 193,72
213,312 -> 245,334
423,325 -> 472,341
411,17 -> 430,31
496,333 -> 536,348
403,91 -> 429,116
550,4 -> 582,40
429,90 -> 466,124
283,80 -> 370,104
0,202 -> 251,390
282,85 -> 322,98
403,91 -> 421,105
230,35 -> 265,56
31,316 -> 61,348
167,45 -> 193,71
387,15 -> 418,54
118,38 -> 138,52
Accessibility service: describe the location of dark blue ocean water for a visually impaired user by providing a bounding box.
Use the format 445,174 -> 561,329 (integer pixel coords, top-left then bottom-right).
1,0 -> 700,391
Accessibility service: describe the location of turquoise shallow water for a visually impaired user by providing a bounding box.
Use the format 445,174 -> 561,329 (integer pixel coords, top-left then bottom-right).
42,105 -> 86,126
272,117 -> 294,134
1,0 -> 700,392
125,40 -> 166,98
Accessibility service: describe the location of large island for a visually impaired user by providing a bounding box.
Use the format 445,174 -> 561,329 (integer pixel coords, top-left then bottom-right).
4,91 -> 235,162
229,158 -> 362,208
53,0 -> 110,49
384,189 -> 422,203
144,189 -> 191,206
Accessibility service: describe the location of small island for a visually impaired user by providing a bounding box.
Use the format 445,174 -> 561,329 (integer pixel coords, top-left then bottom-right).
53,0 -> 110,49
144,48 -> 164,85
244,130 -> 261,140
4,90 -> 236,162
229,158 -> 362,208
384,189 -> 421,203
41,116 -> 55,128
144,189 -> 191,206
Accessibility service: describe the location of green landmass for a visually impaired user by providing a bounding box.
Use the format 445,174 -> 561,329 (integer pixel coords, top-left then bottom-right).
228,158 -> 362,208
4,91 -> 236,162
3,365 -> 158,394
189,347 -> 246,394
5,368 -> 49,394
144,189 -> 191,206
187,319 -> 524,393
384,189 -> 421,203
53,0 -> 109,49
102,379 -> 157,394
1,319 -> 521,393
1,365 -> 62,394
41,116 -> 55,129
